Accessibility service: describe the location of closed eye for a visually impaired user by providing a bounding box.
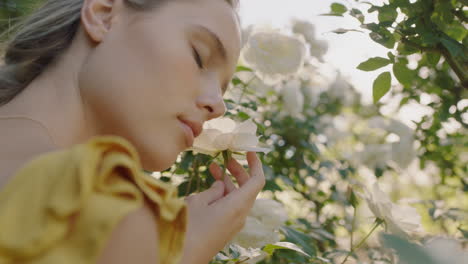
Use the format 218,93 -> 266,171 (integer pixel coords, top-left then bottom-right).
192,47 -> 204,69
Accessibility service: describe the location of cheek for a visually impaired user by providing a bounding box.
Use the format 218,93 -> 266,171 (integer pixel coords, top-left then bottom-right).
78,27 -> 201,170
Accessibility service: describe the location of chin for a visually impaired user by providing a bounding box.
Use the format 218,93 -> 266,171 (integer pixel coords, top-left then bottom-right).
139,147 -> 181,172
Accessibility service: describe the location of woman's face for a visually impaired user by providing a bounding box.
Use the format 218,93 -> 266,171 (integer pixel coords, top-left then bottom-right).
79,0 -> 241,171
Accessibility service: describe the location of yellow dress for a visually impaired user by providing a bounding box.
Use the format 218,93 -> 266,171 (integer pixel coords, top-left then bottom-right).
0,136 -> 187,264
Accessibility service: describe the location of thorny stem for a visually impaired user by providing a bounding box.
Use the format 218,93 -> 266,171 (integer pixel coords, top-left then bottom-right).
237,76 -> 257,104
350,206 -> 357,251
340,219 -> 384,264
235,257 -> 250,264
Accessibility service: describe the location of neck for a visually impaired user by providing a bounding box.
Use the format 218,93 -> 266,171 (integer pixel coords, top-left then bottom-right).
0,29 -> 98,148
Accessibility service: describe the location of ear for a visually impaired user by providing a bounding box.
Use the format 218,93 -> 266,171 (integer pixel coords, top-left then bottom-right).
81,0 -> 121,43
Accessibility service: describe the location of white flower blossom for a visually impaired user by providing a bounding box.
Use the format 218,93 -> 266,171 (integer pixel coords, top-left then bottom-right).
241,30 -> 306,84
226,245 -> 269,264
327,74 -> 356,106
280,79 -> 304,117
367,117 -> 416,169
424,237 -> 468,264
191,118 -> 270,156
355,144 -> 392,170
309,39 -> 329,62
231,216 -> 281,249
249,198 -> 289,229
231,199 -> 288,249
292,19 -> 316,45
363,182 -> 424,238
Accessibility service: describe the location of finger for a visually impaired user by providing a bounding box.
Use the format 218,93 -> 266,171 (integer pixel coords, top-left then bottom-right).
222,173 -> 237,194
196,180 -> 225,205
222,152 -> 265,208
209,163 -> 223,181
236,152 -> 265,200
227,158 -> 250,186
210,162 -> 236,194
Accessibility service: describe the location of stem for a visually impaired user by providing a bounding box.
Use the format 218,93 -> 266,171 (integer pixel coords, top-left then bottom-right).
237,76 -> 257,104
400,38 -> 468,88
185,156 -> 199,196
350,206 -> 357,251
340,219 -> 383,264
222,150 -> 231,181
439,46 -> 468,88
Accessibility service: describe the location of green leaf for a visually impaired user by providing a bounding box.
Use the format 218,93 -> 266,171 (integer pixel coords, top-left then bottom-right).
350,8 -> 364,23
369,29 -> 396,49
357,57 -> 391,71
426,52 -> 441,66
231,77 -> 243,86
263,242 -> 311,257
378,5 -> 398,23
373,72 -> 391,103
331,3 -> 347,15
458,227 -> 468,239
440,37 -> 466,58
331,28 -> 364,34
381,234 -> 438,264
235,66 -> 253,72
280,226 -> 317,257
347,187 -> 359,208
237,111 -> 250,120
393,62 -> 414,86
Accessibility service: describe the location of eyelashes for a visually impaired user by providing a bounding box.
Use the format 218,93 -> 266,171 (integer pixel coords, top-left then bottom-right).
192,47 -> 204,69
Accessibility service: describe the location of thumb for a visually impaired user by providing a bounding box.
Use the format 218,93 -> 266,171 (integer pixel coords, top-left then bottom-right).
197,181 -> 225,205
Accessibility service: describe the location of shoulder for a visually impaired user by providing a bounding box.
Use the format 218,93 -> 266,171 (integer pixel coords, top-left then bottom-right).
0,117 -> 56,187
0,135 -> 186,264
96,201 -> 159,264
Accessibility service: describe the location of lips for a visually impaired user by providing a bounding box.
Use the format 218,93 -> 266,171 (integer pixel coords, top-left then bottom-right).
178,118 -> 203,147
179,119 -> 203,138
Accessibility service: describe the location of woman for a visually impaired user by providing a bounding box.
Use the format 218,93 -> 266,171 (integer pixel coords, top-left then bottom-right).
0,0 -> 266,263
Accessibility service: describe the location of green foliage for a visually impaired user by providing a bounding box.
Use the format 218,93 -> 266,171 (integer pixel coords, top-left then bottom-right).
357,57 -> 392,71
381,234 -> 438,264
373,71 -> 391,103
3,2 -> 465,264
332,0 -> 467,195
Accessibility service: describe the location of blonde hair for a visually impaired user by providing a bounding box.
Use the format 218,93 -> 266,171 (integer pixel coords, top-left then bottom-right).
0,0 -> 237,106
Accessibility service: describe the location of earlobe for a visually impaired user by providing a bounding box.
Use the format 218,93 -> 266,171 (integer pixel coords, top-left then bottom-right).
81,0 -> 118,43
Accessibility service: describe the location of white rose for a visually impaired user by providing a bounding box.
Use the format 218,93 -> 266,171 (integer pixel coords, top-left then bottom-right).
309,39 -> 329,62
364,182 -> 424,238
191,117 -> 270,156
355,144 -> 392,170
280,79 -> 304,117
424,237 -> 468,264
231,199 -> 288,249
226,245 -> 269,264
292,19 -> 316,45
303,84 -> 321,109
368,117 -> 416,169
250,198 -> 289,229
241,30 -> 306,84
231,216 -> 281,249
327,74 -> 355,106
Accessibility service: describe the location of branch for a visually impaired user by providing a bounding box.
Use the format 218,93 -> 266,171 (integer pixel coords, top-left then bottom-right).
400,37 -> 439,53
453,9 -> 468,23
401,38 -> 468,88
438,45 -> 468,89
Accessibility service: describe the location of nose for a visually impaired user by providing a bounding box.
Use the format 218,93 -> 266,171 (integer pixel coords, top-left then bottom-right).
196,79 -> 226,121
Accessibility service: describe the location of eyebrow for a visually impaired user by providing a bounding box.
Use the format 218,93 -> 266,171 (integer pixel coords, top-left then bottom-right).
192,25 -> 230,93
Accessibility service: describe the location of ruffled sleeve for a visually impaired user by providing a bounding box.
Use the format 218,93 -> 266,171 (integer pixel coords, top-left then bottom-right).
0,135 -> 187,264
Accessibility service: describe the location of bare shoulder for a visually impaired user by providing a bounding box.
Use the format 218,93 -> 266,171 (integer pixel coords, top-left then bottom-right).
0,118 -> 57,187
96,200 -> 160,264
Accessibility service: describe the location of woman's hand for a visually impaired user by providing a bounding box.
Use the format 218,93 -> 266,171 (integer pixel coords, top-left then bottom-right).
179,152 -> 265,264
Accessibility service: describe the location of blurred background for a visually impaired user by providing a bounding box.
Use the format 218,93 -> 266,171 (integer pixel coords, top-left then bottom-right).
1,0 -> 467,263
